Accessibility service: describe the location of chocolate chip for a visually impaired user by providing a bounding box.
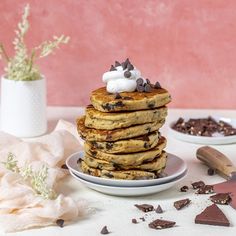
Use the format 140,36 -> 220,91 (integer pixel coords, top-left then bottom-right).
174,198 -> 191,210
114,93 -> 122,99
144,83 -> 151,92
106,142 -> 114,150
192,181 -> 205,189
56,219 -> 64,228
132,218 -> 138,224
208,168 -> 215,176
110,65 -> 116,71
137,84 -> 145,92
127,63 -> 134,71
136,78 -> 143,85
115,61 -> 121,67
146,78 -> 151,84
124,70 -> 132,78
180,185 -> 189,192
123,58 -> 130,69
100,226 -> 109,234
135,204 -> 154,212
154,81 -> 162,89
148,103 -> 155,109
155,205 -> 163,213
61,164 -> 68,170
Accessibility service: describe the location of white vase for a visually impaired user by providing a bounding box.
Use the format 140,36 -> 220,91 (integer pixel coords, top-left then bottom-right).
0,76 -> 47,137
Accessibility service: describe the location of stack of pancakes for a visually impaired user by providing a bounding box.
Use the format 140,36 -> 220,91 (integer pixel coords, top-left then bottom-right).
77,86 -> 171,180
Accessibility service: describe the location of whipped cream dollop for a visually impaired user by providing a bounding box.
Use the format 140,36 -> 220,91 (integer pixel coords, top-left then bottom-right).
102,59 -> 143,93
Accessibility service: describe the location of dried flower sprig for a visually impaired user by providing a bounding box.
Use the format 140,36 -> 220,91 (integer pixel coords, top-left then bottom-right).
0,4 -> 70,81
2,152 -> 57,200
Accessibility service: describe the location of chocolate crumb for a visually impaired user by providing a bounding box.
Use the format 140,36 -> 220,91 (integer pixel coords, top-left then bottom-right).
56,219 -> 64,228
208,168 -> 215,176
100,226 -> 109,234
155,205 -> 163,213
174,198 -> 191,210
180,185 -> 189,192
135,204 -> 154,212
139,217 -> 145,222
61,164 -> 68,170
132,218 -> 138,224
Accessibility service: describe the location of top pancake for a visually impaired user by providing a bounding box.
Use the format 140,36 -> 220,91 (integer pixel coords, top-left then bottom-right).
90,87 -> 171,112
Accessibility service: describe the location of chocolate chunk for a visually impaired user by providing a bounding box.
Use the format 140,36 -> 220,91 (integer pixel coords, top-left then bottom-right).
100,226 -> 109,234
180,185 -> 189,192
174,198 -> 191,210
155,205 -> 163,213
127,63 -> 134,71
61,164 -> 68,170
192,181 -> 205,189
144,83 -> 151,92
132,218 -> 138,224
115,61 -> 121,67
56,219 -> 64,228
196,185 -> 214,194
207,168 -> 215,176
154,81 -> 162,89
210,193 -> 231,205
135,204 -> 154,212
137,84 -> 145,92
136,78 -> 143,85
110,65 -> 116,71
124,70 -> 132,78
149,219 -> 176,230
105,142 -> 114,150
114,93 -> 122,99
195,204 -> 230,227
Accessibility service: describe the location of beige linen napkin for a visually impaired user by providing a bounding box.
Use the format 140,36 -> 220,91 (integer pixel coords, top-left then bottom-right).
0,120 -> 86,232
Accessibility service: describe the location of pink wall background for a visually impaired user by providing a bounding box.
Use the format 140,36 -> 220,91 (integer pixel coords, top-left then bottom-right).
0,0 -> 236,109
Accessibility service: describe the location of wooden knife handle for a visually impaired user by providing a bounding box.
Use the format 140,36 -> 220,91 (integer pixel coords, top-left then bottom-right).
196,146 -> 236,178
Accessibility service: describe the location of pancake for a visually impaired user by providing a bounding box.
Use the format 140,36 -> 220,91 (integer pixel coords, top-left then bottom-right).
84,151 -> 167,171
85,105 -> 167,130
84,137 -> 167,166
87,131 -> 160,154
77,116 -> 165,142
80,160 -> 164,180
90,87 -> 171,112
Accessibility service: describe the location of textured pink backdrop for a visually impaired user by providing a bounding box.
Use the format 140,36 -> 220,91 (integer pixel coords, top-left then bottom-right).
0,0 -> 236,108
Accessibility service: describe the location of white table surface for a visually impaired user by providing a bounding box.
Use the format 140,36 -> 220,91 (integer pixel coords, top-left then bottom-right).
2,107 -> 236,236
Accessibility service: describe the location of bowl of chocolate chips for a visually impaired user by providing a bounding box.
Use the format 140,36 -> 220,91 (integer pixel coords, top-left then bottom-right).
169,116 -> 236,144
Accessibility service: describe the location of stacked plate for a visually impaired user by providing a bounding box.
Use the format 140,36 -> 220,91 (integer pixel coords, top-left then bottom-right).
66,152 -> 187,197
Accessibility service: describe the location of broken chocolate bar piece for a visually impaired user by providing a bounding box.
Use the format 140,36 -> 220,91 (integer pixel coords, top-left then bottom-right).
210,193 -> 231,205
196,185 -> 214,194
155,205 -> 163,213
174,198 -> 191,210
149,219 -> 176,230
195,204 -> 230,227
192,181 -> 205,189
134,204 -> 154,212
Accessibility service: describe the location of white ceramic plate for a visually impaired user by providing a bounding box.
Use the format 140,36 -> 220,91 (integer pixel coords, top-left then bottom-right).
168,116 -> 236,145
69,169 -> 187,197
66,151 -> 187,187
